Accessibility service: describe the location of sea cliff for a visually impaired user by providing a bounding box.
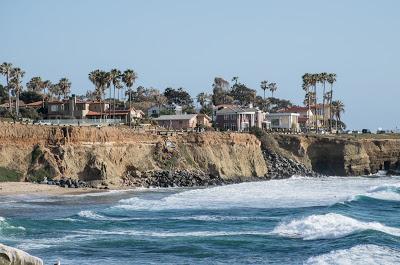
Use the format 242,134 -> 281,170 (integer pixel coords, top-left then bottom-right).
0,122 -> 399,187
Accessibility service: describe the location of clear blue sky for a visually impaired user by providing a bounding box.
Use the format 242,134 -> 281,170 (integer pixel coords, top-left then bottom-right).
1,0 -> 399,130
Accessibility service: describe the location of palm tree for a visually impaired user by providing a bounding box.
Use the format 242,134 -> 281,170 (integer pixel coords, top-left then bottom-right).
310,74 -> 318,130
0,62 -> 14,112
26,76 -> 43,93
49,83 -> 61,100
122,69 -> 138,111
43,80 -> 52,98
319,72 -> 328,129
332,100 -> 344,131
109,69 -> 122,118
9,67 -> 25,117
196,92 -> 209,108
302,73 -> 312,131
268,82 -> 277,98
327,73 -> 337,131
260,80 -> 268,100
58,78 -> 71,99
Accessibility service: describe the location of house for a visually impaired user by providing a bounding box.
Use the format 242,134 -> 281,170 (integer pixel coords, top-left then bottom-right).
266,112 -> 300,131
86,107 -> 144,123
278,104 -> 331,130
214,106 -> 264,131
45,95 -> 144,123
147,103 -> 183,117
196,113 -> 212,127
154,114 -> 211,130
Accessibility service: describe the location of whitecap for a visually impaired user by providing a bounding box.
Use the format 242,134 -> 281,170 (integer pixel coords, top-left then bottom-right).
271,213 -> 400,240
304,244 -> 400,265
0,216 -> 26,232
115,177 -> 400,211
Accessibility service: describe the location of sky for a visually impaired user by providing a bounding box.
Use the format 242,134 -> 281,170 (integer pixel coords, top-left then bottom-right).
1,0 -> 400,130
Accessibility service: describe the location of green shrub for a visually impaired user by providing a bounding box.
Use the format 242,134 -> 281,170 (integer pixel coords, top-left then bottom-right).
0,167 -> 23,182
28,168 -> 50,183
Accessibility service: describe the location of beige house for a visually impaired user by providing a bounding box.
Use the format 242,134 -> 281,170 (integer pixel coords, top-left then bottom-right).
154,114 -> 211,130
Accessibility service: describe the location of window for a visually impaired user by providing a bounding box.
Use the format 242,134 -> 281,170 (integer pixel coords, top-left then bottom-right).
271,119 -> 280,127
230,114 -> 236,120
224,123 -> 229,130
224,115 -> 229,120
231,124 -> 237,131
50,105 -> 59,112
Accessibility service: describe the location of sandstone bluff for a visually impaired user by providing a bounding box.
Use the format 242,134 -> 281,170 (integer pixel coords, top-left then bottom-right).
0,123 -> 399,188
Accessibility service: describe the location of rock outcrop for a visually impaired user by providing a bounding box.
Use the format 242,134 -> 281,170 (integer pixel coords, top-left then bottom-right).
0,123 -> 268,186
1,122 -> 400,186
270,134 -> 400,176
0,243 -> 43,265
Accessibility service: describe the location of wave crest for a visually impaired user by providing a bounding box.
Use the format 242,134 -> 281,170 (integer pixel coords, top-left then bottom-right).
271,213 -> 400,240
305,244 -> 400,265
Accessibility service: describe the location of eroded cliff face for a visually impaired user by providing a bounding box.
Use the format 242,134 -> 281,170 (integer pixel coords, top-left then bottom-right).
270,134 -> 400,176
0,123 -> 268,185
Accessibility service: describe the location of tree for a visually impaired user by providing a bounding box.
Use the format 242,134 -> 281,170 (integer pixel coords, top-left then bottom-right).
260,80 -> 268,100
327,73 -> 337,131
88,70 -> 110,119
0,62 -> 14,112
164,87 -> 193,107
20,91 -> 43,104
196,92 -> 210,108
26,77 -> 44,93
9,67 -> 25,117
109,69 -> 122,118
268,82 -> 277,98
122,69 -> 138,113
230,82 -> 256,106
58,78 -> 71,99
49,83 -> 61,100
212,77 -> 231,105
332,100 -> 345,131
0,84 -> 8,104
232,76 -> 239,85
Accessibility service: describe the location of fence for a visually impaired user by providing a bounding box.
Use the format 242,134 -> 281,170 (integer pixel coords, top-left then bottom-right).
35,118 -> 123,126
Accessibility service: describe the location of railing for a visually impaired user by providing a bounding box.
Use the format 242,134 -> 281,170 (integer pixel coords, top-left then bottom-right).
35,118 -> 123,126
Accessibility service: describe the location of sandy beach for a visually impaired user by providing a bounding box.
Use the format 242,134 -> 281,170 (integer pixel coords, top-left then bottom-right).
0,182 -> 99,196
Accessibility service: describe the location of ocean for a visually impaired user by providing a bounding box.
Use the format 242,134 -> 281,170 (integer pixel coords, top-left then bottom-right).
1,176 -> 400,264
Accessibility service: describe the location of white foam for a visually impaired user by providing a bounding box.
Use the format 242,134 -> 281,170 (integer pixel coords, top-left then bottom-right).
77,228 -> 270,238
115,177 -> 400,211
78,210 -> 110,220
0,216 -> 26,232
350,183 -> 400,202
305,244 -> 400,265
271,213 -> 400,240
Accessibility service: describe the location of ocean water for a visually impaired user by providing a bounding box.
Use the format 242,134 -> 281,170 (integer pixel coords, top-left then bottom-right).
1,176 -> 400,264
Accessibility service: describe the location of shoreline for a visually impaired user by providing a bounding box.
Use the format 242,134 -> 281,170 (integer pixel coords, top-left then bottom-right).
0,182 -> 102,196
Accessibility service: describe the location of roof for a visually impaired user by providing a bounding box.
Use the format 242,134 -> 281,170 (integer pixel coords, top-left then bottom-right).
26,101 -> 43,107
85,111 -> 102,116
216,106 -> 261,114
278,106 -> 309,113
154,114 -> 197,121
197,113 -> 212,121
267,112 -> 300,117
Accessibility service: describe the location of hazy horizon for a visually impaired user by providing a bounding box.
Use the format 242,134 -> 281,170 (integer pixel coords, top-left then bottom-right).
1,0 -> 399,130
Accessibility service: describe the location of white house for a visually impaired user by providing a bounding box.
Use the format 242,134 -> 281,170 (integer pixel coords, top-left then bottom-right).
266,112 -> 300,131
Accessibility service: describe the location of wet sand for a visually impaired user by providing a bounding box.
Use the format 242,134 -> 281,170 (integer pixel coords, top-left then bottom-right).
0,182 -> 99,196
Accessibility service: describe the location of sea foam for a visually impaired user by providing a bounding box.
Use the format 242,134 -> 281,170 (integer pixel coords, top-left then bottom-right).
271,213 -> 400,240
116,177 -> 400,211
305,244 -> 400,265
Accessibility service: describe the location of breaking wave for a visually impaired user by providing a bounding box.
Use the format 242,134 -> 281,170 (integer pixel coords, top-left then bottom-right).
115,177 -> 399,211
271,213 -> 400,240
351,183 -> 400,202
0,216 -> 25,233
305,244 -> 400,265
